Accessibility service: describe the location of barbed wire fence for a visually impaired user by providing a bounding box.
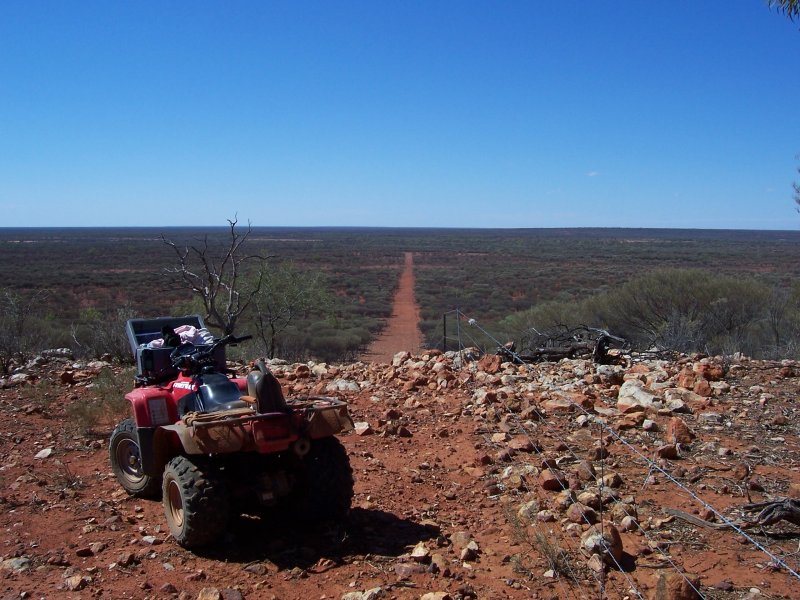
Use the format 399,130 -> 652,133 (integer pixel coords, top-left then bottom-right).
439,308 -> 800,599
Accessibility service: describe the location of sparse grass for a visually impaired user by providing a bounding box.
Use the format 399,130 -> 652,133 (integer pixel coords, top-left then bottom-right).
65,367 -> 133,434
530,529 -> 574,579
49,460 -> 84,491
504,502 -> 577,581
28,378 -> 61,413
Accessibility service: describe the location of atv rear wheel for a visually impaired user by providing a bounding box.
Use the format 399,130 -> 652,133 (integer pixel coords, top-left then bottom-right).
109,418 -> 160,498
162,456 -> 229,549
292,437 -> 354,522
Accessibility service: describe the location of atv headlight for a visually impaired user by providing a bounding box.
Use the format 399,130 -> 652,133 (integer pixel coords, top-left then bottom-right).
147,397 -> 169,425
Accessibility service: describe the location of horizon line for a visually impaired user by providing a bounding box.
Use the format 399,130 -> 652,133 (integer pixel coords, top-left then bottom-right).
1,225 -> 799,234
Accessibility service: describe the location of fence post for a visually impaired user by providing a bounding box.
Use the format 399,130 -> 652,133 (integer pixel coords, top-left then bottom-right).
442,313 -> 447,352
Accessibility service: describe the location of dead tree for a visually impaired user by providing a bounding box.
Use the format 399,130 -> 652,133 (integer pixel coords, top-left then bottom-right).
513,324 -> 628,364
162,217 -> 271,335
743,498 -> 800,528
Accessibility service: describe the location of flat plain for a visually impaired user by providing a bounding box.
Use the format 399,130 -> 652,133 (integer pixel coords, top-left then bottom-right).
2,226 -> 799,354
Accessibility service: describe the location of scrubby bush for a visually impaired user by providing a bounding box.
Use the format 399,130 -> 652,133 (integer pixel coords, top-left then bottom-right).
70,305 -> 138,362
502,269 -> 800,359
66,367 -> 134,434
0,288 -> 49,373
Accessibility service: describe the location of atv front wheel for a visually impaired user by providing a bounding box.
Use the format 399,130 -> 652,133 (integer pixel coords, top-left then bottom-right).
109,418 -> 160,498
292,436 -> 354,522
162,456 -> 229,549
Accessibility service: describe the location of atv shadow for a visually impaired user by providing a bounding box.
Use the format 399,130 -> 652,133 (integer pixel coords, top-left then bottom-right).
195,507 -> 441,570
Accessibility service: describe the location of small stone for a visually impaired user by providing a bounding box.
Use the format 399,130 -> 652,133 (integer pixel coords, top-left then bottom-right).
430,553 -> 450,576
117,552 -> 136,567
691,377 -> 712,396
449,531 -> 473,551
141,535 -> 161,545
654,571 -> 701,600
460,540 -> 480,561
618,412 -> 646,429
697,507 -> 714,521
196,589 -> 222,600
714,581 -> 734,591
410,542 -> 430,562
656,444 -> 679,459
35,448 -> 54,459
353,422 -> 373,436
89,542 -> 106,555
617,380 -> 658,413
581,523 -> 623,564
160,583 -> 179,594
666,417 -> 695,444
1,557 -> 31,572
65,575 -> 91,591
566,502 -> 598,524
507,436 -> 535,452
420,593 -> 451,600
244,563 -> 267,576
610,502 -> 638,523
575,460 -> 596,482
539,468 -> 567,491
517,499 -> 540,521
394,562 -> 424,578
601,473 -> 623,488
620,515 -> 638,531
577,491 -> 602,510
586,553 -> 605,573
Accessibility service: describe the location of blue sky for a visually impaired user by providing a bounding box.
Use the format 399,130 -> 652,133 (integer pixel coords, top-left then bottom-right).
0,2 -> 798,229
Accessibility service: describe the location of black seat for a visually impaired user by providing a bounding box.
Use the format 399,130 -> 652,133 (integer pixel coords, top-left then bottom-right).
247,362 -> 289,413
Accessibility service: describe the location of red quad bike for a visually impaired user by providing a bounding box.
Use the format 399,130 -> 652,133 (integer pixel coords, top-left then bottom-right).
109,316 -> 355,549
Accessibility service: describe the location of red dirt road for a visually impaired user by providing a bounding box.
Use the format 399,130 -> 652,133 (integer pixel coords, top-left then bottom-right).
362,252 -> 423,362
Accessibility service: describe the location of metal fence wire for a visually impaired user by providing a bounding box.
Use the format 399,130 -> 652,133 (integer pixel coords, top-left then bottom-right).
443,309 -> 800,599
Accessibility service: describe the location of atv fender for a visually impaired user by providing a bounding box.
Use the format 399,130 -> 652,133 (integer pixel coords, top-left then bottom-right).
125,387 -> 178,428
136,426 -> 173,478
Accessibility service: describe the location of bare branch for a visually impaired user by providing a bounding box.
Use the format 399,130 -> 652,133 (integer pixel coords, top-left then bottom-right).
161,220 -> 271,335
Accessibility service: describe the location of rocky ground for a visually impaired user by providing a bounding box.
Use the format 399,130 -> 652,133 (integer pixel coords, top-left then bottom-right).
1,349 -> 799,600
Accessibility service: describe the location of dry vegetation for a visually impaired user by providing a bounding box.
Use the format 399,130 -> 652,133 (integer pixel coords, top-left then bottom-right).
2,227 -> 800,370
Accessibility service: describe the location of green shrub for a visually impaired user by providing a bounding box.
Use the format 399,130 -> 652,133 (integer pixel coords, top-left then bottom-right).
503,269 -> 798,358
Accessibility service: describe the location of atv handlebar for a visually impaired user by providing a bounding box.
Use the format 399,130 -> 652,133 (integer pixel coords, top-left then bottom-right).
170,333 -> 252,373
210,334 -> 252,350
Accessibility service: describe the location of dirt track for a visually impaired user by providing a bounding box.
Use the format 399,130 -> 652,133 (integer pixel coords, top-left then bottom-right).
362,252 -> 423,363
